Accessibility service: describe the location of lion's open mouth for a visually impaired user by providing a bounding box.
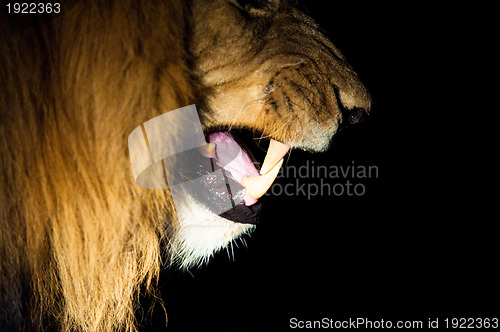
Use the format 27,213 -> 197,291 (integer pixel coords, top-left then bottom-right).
198,130 -> 290,224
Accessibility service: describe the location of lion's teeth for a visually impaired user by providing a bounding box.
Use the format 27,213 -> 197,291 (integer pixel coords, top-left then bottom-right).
207,142 -> 216,156
241,158 -> 283,200
260,139 -> 290,175
240,139 -> 289,200
199,142 -> 216,158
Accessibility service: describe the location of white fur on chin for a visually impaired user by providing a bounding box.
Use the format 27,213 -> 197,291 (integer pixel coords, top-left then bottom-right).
168,197 -> 255,270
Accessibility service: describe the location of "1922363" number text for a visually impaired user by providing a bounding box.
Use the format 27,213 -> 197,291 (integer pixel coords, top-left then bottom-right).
6,3 -> 61,14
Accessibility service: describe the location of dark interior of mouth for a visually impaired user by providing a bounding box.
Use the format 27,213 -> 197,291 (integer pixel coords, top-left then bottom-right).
199,129 -> 269,224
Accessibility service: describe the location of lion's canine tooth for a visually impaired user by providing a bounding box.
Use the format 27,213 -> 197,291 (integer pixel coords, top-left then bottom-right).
207,142 -> 216,157
199,142 -> 216,158
241,158 -> 283,200
260,139 -> 290,175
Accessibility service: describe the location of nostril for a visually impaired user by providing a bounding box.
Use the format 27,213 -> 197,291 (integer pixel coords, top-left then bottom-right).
344,107 -> 368,126
333,86 -> 370,129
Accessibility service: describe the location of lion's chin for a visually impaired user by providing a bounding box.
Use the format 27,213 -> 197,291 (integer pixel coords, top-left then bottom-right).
168,195 -> 255,270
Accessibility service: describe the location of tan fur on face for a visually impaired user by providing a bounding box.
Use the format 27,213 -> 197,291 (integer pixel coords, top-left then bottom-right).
0,0 -> 371,331
191,1 -> 371,151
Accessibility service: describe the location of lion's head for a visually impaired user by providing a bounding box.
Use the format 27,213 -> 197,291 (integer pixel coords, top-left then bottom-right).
0,0 -> 370,330
169,0 -> 371,271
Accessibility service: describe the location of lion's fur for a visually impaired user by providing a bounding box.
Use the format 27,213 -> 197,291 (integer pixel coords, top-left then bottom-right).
0,1 -> 371,330
0,1 -> 193,330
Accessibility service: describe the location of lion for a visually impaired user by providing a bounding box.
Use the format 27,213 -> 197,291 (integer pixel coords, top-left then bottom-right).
0,0 -> 371,330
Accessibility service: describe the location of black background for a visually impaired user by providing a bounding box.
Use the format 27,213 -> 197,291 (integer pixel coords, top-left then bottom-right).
145,3 -> 497,331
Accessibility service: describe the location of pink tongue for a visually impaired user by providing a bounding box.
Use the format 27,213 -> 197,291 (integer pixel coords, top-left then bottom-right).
207,132 -> 260,206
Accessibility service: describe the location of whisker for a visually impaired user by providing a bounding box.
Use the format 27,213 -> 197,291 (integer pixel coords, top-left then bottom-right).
241,238 -> 248,249
230,241 -> 235,261
278,59 -> 305,70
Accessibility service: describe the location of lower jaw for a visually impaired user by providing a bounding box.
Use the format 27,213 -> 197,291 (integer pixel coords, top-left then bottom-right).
219,200 -> 263,224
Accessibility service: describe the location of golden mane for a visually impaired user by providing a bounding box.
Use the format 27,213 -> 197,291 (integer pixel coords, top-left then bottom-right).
1,1 -> 193,330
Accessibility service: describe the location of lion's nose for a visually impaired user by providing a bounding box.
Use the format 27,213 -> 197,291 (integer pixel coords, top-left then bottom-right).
341,107 -> 369,128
